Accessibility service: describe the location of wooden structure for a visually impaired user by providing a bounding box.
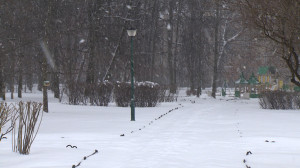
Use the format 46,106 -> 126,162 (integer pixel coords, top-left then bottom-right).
234,66 -> 300,98
234,73 -> 248,97
248,73 -> 260,98
257,66 -> 279,91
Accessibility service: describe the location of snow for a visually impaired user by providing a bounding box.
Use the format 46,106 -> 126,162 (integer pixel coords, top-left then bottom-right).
167,23 -> 171,30
40,41 -> 56,70
1,91 -> 300,168
159,12 -> 164,20
79,39 -> 85,44
126,5 -> 132,10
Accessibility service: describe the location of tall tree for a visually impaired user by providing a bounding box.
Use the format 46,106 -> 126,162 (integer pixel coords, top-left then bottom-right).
236,0 -> 300,86
212,0 -> 220,98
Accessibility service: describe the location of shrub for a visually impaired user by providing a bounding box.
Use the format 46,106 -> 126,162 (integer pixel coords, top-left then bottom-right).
66,82 -> 113,106
186,89 -> 196,96
158,86 -> 167,102
259,91 -> 300,109
12,102 -> 43,155
90,81 -> 113,106
158,85 -> 177,102
114,81 -> 161,107
0,103 -> 17,141
67,82 -> 87,105
159,86 -> 178,102
114,82 -> 131,107
135,82 -> 160,107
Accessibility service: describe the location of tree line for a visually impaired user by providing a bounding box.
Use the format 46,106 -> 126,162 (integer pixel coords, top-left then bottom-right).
0,0 -> 297,101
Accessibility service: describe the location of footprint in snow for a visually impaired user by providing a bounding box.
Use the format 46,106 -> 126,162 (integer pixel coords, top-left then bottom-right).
66,145 -> 77,149
246,151 -> 252,155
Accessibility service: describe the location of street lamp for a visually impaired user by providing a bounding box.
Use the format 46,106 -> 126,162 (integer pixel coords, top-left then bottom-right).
127,28 -> 137,121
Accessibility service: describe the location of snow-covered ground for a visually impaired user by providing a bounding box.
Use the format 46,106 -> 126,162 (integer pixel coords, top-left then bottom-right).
1,91 -> 300,168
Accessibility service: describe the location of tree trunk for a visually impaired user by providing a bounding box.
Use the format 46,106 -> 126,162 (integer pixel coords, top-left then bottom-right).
173,0 -> 183,93
10,79 -> 14,99
42,59 -> 48,112
18,71 -> 22,98
197,8 -> 204,98
85,1 -> 97,103
150,0 -> 159,81
167,0 -> 176,93
52,72 -> 59,98
52,46 -> 59,99
0,68 -> 5,101
212,0 -> 220,98
26,73 -> 33,92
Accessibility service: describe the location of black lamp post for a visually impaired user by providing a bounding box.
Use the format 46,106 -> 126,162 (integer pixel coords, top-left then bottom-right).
127,28 -> 137,121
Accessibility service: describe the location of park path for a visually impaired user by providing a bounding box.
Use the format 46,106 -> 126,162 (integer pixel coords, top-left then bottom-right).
94,99 -> 246,168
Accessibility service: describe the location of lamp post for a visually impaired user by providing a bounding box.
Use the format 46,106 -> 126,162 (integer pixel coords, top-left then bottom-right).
127,28 -> 137,121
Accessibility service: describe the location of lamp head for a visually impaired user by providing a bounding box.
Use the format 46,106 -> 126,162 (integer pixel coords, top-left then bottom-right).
127,28 -> 137,37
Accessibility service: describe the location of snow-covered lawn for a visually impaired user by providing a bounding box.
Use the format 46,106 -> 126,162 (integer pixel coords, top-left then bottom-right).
1,92 -> 300,168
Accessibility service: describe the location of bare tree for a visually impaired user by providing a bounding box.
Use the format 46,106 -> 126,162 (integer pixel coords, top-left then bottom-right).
236,0 -> 300,87
212,0 -> 244,98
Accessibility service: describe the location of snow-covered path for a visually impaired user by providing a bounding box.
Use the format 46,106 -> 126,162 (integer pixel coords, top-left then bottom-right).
1,94 -> 300,168
105,102 -> 245,168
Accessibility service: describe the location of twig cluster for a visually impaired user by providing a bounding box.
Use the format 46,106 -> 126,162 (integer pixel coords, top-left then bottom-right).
12,101 -> 43,155
0,103 -> 17,141
259,91 -> 300,109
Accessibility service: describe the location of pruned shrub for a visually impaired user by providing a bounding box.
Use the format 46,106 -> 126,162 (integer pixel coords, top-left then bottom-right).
163,93 -> 178,102
114,82 -> 131,107
12,102 -> 43,155
158,86 -> 167,102
66,81 -> 113,106
90,81 -> 113,106
259,91 -> 300,109
114,81 -> 161,107
135,82 -> 160,107
67,82 -> 87,105
186,89 -> 196,96
158,86 -> 177,102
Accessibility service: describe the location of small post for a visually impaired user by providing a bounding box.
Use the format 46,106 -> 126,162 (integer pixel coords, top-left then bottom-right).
43,81 -> 50,112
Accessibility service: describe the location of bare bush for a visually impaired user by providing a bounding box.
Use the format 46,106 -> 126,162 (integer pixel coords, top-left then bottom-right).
114,82 -> 131,107
89,81 -> 113,106
158,86 -> 177,102
259,91 -> 300,109
186,89 -> 196,96
66,82 -> 113,106
0,103 -> 17,141
114,81 -> 162,107
135,82 -> 160,107
67,83 -> 87,105
12,102 -> 43,155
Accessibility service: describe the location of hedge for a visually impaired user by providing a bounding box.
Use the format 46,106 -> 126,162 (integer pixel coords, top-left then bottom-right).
114,81 -> 161,107
259,91 -> 300,109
